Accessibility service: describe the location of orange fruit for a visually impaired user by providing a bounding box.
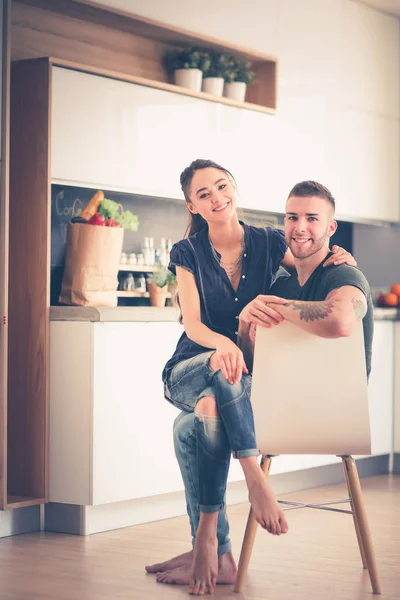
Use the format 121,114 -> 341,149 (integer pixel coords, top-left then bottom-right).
384,292 -> 398,307
390,283 -> 400,297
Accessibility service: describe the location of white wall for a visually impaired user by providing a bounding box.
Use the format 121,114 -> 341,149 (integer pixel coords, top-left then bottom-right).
93,0 -> 400,220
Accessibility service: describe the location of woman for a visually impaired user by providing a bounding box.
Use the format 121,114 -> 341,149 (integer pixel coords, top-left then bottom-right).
161,159 -> 354,595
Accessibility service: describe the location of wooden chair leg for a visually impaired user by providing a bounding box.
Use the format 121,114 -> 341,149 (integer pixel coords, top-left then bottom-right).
343,456 -> 382,594
341,457 -> 368,569
234,456 -> 272,593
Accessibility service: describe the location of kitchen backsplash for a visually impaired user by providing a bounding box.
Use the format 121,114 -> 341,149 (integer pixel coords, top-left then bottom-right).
50,184 -> 353,305
353,222 -> 400,289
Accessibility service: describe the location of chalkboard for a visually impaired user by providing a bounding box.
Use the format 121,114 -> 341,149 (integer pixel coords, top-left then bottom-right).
51,185 -> 98,304
51,185 -> 97,267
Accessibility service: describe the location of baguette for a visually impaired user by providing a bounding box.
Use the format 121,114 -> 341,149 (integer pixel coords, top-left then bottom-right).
80,190 -> 104,221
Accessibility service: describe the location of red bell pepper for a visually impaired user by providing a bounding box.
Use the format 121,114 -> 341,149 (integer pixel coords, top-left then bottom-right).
87,212 -> 105,226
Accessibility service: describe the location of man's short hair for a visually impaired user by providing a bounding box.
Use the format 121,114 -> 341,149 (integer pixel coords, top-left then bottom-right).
287,181 -> 336,212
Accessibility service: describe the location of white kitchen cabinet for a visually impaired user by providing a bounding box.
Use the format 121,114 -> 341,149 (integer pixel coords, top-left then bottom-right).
367,320 -> 394,455
278,0 -> 343,100
51,67 -> 208,200
51,66 -> 281,212
49,320 -> 184,506
394,322 -> 400,454
325,104 -> 400,222
342,1 -> 400,120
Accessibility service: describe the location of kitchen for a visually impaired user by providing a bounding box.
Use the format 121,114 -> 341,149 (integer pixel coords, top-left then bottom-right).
0,0 -> 399,596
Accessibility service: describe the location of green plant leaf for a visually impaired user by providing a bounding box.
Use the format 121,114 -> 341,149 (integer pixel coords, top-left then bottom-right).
148,266 -> 169,288
99,198 -> 139,230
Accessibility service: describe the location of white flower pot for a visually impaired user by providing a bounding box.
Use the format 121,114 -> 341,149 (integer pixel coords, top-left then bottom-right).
224,81 -> 247,103
201,77 -> 224,97
174,68 -> 202,93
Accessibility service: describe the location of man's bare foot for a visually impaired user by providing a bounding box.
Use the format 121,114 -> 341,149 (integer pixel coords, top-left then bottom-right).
156,552 -> 237,586
145,550 -> 193,573
248,477 -> 288,535
188,528 -> 218,595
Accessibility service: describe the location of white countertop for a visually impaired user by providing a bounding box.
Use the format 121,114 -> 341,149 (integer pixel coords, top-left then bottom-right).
373,307 -> 400,320
50,305 -> 399,322
50,306 -> 180,322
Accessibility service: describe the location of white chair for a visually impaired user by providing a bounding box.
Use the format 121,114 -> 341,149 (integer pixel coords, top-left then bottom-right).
234,321 -> 382,595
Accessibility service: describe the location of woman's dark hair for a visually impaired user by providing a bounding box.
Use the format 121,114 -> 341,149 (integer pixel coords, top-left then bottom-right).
180,159 -> 236,238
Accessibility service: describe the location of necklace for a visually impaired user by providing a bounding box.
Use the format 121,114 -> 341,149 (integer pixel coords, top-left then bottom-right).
209,227 -> 245,278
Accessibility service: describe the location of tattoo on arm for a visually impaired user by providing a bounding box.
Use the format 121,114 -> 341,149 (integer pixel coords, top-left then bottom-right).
352,298 -> 366,318
283,300 -> 334,322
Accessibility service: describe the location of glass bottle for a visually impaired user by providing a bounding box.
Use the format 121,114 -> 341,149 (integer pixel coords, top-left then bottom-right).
159,237 -> 168,267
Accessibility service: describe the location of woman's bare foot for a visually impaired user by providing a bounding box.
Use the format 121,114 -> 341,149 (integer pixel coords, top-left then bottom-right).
239,456 -> 288,535
248,476 -> 288,535
145,550 -> 193,573
188,514 -> 218,595
156,551 -> 237,585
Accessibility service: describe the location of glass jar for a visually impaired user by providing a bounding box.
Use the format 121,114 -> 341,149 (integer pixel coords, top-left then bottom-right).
128,253 -> 137,265
135,275 -> 147,292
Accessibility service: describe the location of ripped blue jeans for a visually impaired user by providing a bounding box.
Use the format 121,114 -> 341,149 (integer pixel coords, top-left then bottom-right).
165,351 -> 258,517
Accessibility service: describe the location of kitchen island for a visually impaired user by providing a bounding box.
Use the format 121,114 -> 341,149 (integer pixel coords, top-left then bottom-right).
46,306 -> 399,535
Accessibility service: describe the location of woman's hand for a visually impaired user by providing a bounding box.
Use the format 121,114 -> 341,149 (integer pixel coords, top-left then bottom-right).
239,295 -> 287,329
323,245 -> 357,267
215,338 -> 248,385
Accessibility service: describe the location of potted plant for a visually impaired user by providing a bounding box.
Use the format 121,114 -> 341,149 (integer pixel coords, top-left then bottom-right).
165,46 -> 211,93
222,55 -> 256,103
147,266 -> 169,308
165,271 -> 178,305
201,51 -> 227,97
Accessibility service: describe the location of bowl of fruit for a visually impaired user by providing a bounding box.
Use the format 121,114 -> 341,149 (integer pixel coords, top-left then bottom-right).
376,284 -> 400,308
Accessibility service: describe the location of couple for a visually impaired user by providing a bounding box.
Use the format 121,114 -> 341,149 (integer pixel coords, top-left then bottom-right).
146,159 -> 373,595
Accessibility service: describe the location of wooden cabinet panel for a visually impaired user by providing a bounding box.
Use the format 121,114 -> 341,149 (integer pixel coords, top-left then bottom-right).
0,0 -> 10,511
8,52 -> 48,507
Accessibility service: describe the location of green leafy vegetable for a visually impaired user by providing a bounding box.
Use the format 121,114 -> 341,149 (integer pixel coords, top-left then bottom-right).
119,210 -> 139,231
98,198 -> 139,231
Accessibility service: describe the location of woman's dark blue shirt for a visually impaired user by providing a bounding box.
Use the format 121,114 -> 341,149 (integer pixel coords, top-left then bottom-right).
162,222 -> 287,387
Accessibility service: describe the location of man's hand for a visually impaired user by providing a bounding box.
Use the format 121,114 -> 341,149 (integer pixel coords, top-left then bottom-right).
215,338 -> 248,385
239,295 -> 287,328
323,245 -> 357,267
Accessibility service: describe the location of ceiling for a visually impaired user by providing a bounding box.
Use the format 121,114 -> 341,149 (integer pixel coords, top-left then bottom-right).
358,0 -> 400,17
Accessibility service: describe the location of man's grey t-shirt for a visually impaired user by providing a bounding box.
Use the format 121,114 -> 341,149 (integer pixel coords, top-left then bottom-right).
270,256 -> 374,378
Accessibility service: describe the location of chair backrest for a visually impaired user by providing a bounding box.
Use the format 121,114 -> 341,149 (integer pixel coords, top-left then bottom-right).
250,321 -> 371,456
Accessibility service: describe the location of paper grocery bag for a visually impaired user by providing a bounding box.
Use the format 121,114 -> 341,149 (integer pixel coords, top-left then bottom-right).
59,222 -> 124,307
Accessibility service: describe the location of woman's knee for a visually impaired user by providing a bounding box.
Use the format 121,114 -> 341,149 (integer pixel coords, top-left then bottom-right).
195,395 -> 219,417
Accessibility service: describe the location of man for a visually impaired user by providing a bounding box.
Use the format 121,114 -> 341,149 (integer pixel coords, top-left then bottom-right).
146,180 -> 373,590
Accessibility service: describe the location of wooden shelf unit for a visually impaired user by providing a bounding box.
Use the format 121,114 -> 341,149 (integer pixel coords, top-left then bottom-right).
7,58 -> 50,510
119,264 -> 158,272
0,0 -> 11,511
117,291 -> 172,299
12,0 -> 278,113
